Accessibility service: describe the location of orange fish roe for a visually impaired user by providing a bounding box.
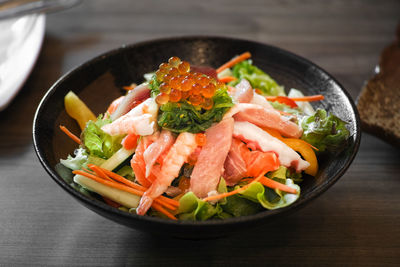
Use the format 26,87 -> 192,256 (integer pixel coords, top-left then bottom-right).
195,133 -> 207,146
154,57 -> 221,108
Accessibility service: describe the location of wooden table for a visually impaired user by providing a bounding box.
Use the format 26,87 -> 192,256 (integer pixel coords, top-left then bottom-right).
1,0 -> 399,265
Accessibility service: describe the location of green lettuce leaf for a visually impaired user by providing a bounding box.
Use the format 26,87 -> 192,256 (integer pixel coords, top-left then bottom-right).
221,195 -> 264,217
60,148 -> 88,171
230,60 -> 285,96
238,180 -> 300,210
301,109 -> 350,152
157,88 -> 233,133
81,115 -> 124,159
178,192 -> 220,221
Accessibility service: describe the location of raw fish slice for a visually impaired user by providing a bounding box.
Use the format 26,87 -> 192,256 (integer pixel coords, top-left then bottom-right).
223,138 -> 248,186
225,103 -> 302,138
190,118 -> 234,198
233,121 -> 309,172
232,79 -> 254,103
136,132 -> 197,215
110,83 -> 150,120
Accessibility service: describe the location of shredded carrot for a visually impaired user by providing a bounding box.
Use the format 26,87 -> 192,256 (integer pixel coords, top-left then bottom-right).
151,202 -> 177,220
218,76 -> 237,83
97,166 -> 180,208
259,177 -> 298,194
216,52 -> 252,73
59,125 -> 81,144
265,94 -> 324,102
73,170 -> 144,195
87,164 -> 114,182
123,83 -> 137,91
75,170 -> 178,211
202,173 -> 264,202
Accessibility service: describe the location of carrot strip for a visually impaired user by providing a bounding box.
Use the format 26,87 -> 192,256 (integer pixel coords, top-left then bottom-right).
98,166 -> 180,208
203,173 -> 264,202
123,83 -> 137,91
289,95 -> 324,102
259,177 -> 298,194
73,170 -> 144,195
218,76 -> 237,83
216,52 -> 252,73
73,170 -> 177,211
87,164 -> 114,182
152,202 -> 177,220
59,125 -> 81,144
265,94 -> 324,102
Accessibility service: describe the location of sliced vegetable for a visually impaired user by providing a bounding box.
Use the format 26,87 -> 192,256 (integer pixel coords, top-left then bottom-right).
64,91 -> 96,130
59,125 -> 81,144
81,115 -> 123,159
218,76 -> 237,83
230,60 -> 285,96
216,52 -> 252,73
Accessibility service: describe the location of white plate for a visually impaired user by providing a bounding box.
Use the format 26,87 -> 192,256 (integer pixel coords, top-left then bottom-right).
0,14 -> 45,111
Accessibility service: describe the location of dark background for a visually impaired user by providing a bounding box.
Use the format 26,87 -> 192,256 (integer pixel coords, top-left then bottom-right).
1,0 -> 399,265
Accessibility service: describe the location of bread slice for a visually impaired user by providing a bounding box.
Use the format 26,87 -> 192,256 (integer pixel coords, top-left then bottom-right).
357,25 -> 400,148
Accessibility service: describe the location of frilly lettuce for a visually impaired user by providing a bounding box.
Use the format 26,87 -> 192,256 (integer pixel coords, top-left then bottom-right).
238,180 -> 300,210
301,109 -> 350,152
60,148 -> 88,171
230,60 -> 285,96
177,175 -> 300,220
81,115 -> 124,159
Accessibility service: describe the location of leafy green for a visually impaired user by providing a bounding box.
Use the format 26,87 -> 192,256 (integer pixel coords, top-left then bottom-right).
178,192 -> 221,221
222,195 -> 264,217
60,148 -> 88,171
157,88 -> 233,133
301,109 -> 350,152
148,74 -> 161,97
230,60 -> 285,96
269,101 -> 301,116
81,115 -> 124,159
238,181 -> 300,210
116,165 -> 135,181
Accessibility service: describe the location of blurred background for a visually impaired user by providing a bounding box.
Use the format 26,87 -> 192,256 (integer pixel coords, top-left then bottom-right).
0,0 -> 399,265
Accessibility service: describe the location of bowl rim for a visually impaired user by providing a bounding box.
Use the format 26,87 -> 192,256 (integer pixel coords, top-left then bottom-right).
33,35 -> 361,227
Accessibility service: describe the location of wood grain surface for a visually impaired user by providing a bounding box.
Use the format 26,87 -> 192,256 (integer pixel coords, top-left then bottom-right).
0,0 -> 399,266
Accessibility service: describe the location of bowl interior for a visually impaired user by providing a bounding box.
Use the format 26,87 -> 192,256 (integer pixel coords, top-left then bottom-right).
33,36 -> 360,237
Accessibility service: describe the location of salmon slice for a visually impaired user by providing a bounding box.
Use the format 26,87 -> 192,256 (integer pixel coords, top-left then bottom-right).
136,132 -> 197,215
223,138 -> 248,186
190,118 -> 234,198
223,138 -> 280,185
233,121 -> 310,172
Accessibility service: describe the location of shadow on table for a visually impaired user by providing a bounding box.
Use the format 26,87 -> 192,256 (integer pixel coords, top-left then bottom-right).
113,213 -> 308,266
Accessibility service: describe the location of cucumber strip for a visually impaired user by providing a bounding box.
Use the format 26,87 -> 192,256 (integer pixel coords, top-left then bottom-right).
74,175 -> 140,208
74,147 -> 138,207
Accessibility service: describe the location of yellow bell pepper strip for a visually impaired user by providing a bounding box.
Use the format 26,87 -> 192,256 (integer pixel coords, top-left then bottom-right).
263,127 -> 318,176
64,91 -> 96,131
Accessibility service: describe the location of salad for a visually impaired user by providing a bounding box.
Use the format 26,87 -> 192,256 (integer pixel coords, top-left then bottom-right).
57,52 -> 350,221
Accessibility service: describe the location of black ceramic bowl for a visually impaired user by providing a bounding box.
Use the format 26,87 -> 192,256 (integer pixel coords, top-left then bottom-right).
33,36 -> 360,238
